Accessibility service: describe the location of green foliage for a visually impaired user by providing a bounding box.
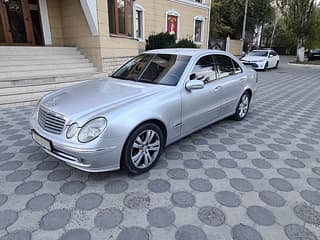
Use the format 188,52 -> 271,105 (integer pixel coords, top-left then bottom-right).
175,39 -> 197,48
265,18 -> 297,54
146,32 -> 176,50
276,0 -> 316,47
210,0 -> 275,39
146,33 -> 197,50
306,7 -> 320,49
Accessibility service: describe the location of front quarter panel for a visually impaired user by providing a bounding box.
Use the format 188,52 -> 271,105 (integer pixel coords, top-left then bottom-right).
102,86 -> 182,150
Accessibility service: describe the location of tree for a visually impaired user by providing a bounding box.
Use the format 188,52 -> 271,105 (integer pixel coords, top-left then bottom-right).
306,6 -> 320,49
210,0 -> 275,49
263,17 -> 297,54
276,0 -> 316,62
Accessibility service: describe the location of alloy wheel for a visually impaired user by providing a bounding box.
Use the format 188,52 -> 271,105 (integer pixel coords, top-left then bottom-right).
131,130 -> 161,169
238,94 -> 249,118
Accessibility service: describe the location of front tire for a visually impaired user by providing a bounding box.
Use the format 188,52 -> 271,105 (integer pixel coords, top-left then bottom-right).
121,123 -> 164,174
264,62 -> 269,71
232,92 -> 251,121
274,61 -> 279,69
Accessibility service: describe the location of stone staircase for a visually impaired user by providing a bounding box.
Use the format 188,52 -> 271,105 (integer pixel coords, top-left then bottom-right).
0,46 -> 103,107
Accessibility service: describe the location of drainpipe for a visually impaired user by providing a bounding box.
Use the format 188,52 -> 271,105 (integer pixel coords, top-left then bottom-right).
207,0 -> 212,49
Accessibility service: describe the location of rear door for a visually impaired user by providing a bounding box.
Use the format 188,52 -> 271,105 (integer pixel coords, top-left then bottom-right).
213,54 -> 245,117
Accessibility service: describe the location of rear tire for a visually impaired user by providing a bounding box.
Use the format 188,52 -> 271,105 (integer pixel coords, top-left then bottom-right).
121,123 -> 164,174
231,92 -> 251,121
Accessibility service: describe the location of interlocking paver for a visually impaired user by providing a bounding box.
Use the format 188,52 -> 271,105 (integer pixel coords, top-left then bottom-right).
0,58 -> 320,239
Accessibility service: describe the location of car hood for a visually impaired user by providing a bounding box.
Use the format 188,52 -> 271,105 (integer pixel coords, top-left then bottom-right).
40,77 -> 166,123
241,56 -> 267,62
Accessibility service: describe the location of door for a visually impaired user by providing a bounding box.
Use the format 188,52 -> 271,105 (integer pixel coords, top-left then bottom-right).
214,55 -> 245,117
181,55 -> 223,135
0,0 -> 43,45
268,51 -> 277,67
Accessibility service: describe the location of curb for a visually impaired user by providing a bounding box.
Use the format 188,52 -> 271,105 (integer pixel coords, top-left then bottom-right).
288,63 -> 320,69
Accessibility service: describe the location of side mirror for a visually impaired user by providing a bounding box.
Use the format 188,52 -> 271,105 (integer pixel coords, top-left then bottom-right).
190,73 -> 197,80
186,80 -> 204,91
269,55 -> 273,58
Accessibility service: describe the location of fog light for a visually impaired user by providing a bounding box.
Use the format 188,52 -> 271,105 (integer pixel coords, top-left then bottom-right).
66,123 -> 78,139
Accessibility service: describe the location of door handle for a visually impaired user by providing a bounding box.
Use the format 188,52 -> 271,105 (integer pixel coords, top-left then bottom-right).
240,77 -> 247,82
214,86 -> 222,91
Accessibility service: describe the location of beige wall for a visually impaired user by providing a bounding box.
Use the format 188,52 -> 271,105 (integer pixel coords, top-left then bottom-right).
139,0 -> 209,46
98,0 -> 210,60
229,40 -> 242,56
60,0 -> 102,69
46,0 -> 210,71
47,0 -> 64,46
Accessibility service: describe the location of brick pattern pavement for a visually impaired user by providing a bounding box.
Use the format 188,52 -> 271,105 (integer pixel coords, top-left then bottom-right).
0,62 -> 320,240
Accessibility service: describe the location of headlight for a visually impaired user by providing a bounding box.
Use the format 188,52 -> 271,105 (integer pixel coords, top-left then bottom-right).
78,118 -> 107,143
66,123 -> 79,139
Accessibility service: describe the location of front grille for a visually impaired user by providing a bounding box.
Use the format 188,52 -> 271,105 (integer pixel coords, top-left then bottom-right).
38,107 -> 66,134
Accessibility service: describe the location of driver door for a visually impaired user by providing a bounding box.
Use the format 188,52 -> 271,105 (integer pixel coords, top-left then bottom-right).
181,55 -> 223,135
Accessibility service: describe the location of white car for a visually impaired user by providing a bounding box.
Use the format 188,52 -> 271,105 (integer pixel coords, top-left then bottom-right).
241,49 -> 280,70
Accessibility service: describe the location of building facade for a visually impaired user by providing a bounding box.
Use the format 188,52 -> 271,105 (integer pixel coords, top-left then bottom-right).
0,0 -> 211,72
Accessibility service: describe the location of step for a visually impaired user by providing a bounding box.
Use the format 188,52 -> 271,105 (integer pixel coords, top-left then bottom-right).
0,51 -> 82,57
0,80 -> 89,96
0,46 -> 77,51
0,47 -> 79,55
0,91 -> 51,105
0,72 -> 104,88
0,58 -> 89,67
0,54 -> 86,61
0,67 -> 97,81
0,100 -> 38,108
0,63 -> 94,73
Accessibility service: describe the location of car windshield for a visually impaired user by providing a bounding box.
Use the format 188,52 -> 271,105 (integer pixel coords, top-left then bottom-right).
248,51 -> 268,57
111,54 -> 191,86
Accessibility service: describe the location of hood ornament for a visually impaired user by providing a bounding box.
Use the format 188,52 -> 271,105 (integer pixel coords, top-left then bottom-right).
44,98 -> 57,108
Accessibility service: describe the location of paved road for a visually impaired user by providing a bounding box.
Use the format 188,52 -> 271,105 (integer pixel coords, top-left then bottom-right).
0,58 -> 320,240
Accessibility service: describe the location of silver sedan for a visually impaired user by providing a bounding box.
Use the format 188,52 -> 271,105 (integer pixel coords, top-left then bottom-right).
30,49 -> 258,174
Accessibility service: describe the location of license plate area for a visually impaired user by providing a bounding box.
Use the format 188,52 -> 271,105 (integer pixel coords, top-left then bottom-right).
32,131 -> 52,152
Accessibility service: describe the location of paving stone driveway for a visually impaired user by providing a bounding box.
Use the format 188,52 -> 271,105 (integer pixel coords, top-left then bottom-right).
1,59 -> 320,240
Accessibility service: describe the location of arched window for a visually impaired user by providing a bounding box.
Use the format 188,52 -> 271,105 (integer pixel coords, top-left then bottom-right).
193,15 -> 205,44
166,10 -> 180,40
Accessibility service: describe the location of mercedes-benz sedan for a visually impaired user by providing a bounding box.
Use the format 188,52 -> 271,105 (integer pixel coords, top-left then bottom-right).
30,49 -> 258,174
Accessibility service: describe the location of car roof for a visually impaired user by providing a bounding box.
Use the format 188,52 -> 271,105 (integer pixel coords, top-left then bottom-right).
144,48 -> 227,57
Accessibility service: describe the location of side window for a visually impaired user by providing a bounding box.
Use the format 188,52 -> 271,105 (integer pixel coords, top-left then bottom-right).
192,55 -> 217,83
214,55 -> 235,78
232,60 -> 243,74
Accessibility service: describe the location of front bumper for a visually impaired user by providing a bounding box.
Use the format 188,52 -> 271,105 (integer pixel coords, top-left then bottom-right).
30,116 -> 123,172
242,61 -> 266,70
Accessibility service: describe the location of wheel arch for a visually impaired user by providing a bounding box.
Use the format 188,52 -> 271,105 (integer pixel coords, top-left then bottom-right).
134,119 -> 168,146
243,88 -> 252,99
120,118 -> 168,165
